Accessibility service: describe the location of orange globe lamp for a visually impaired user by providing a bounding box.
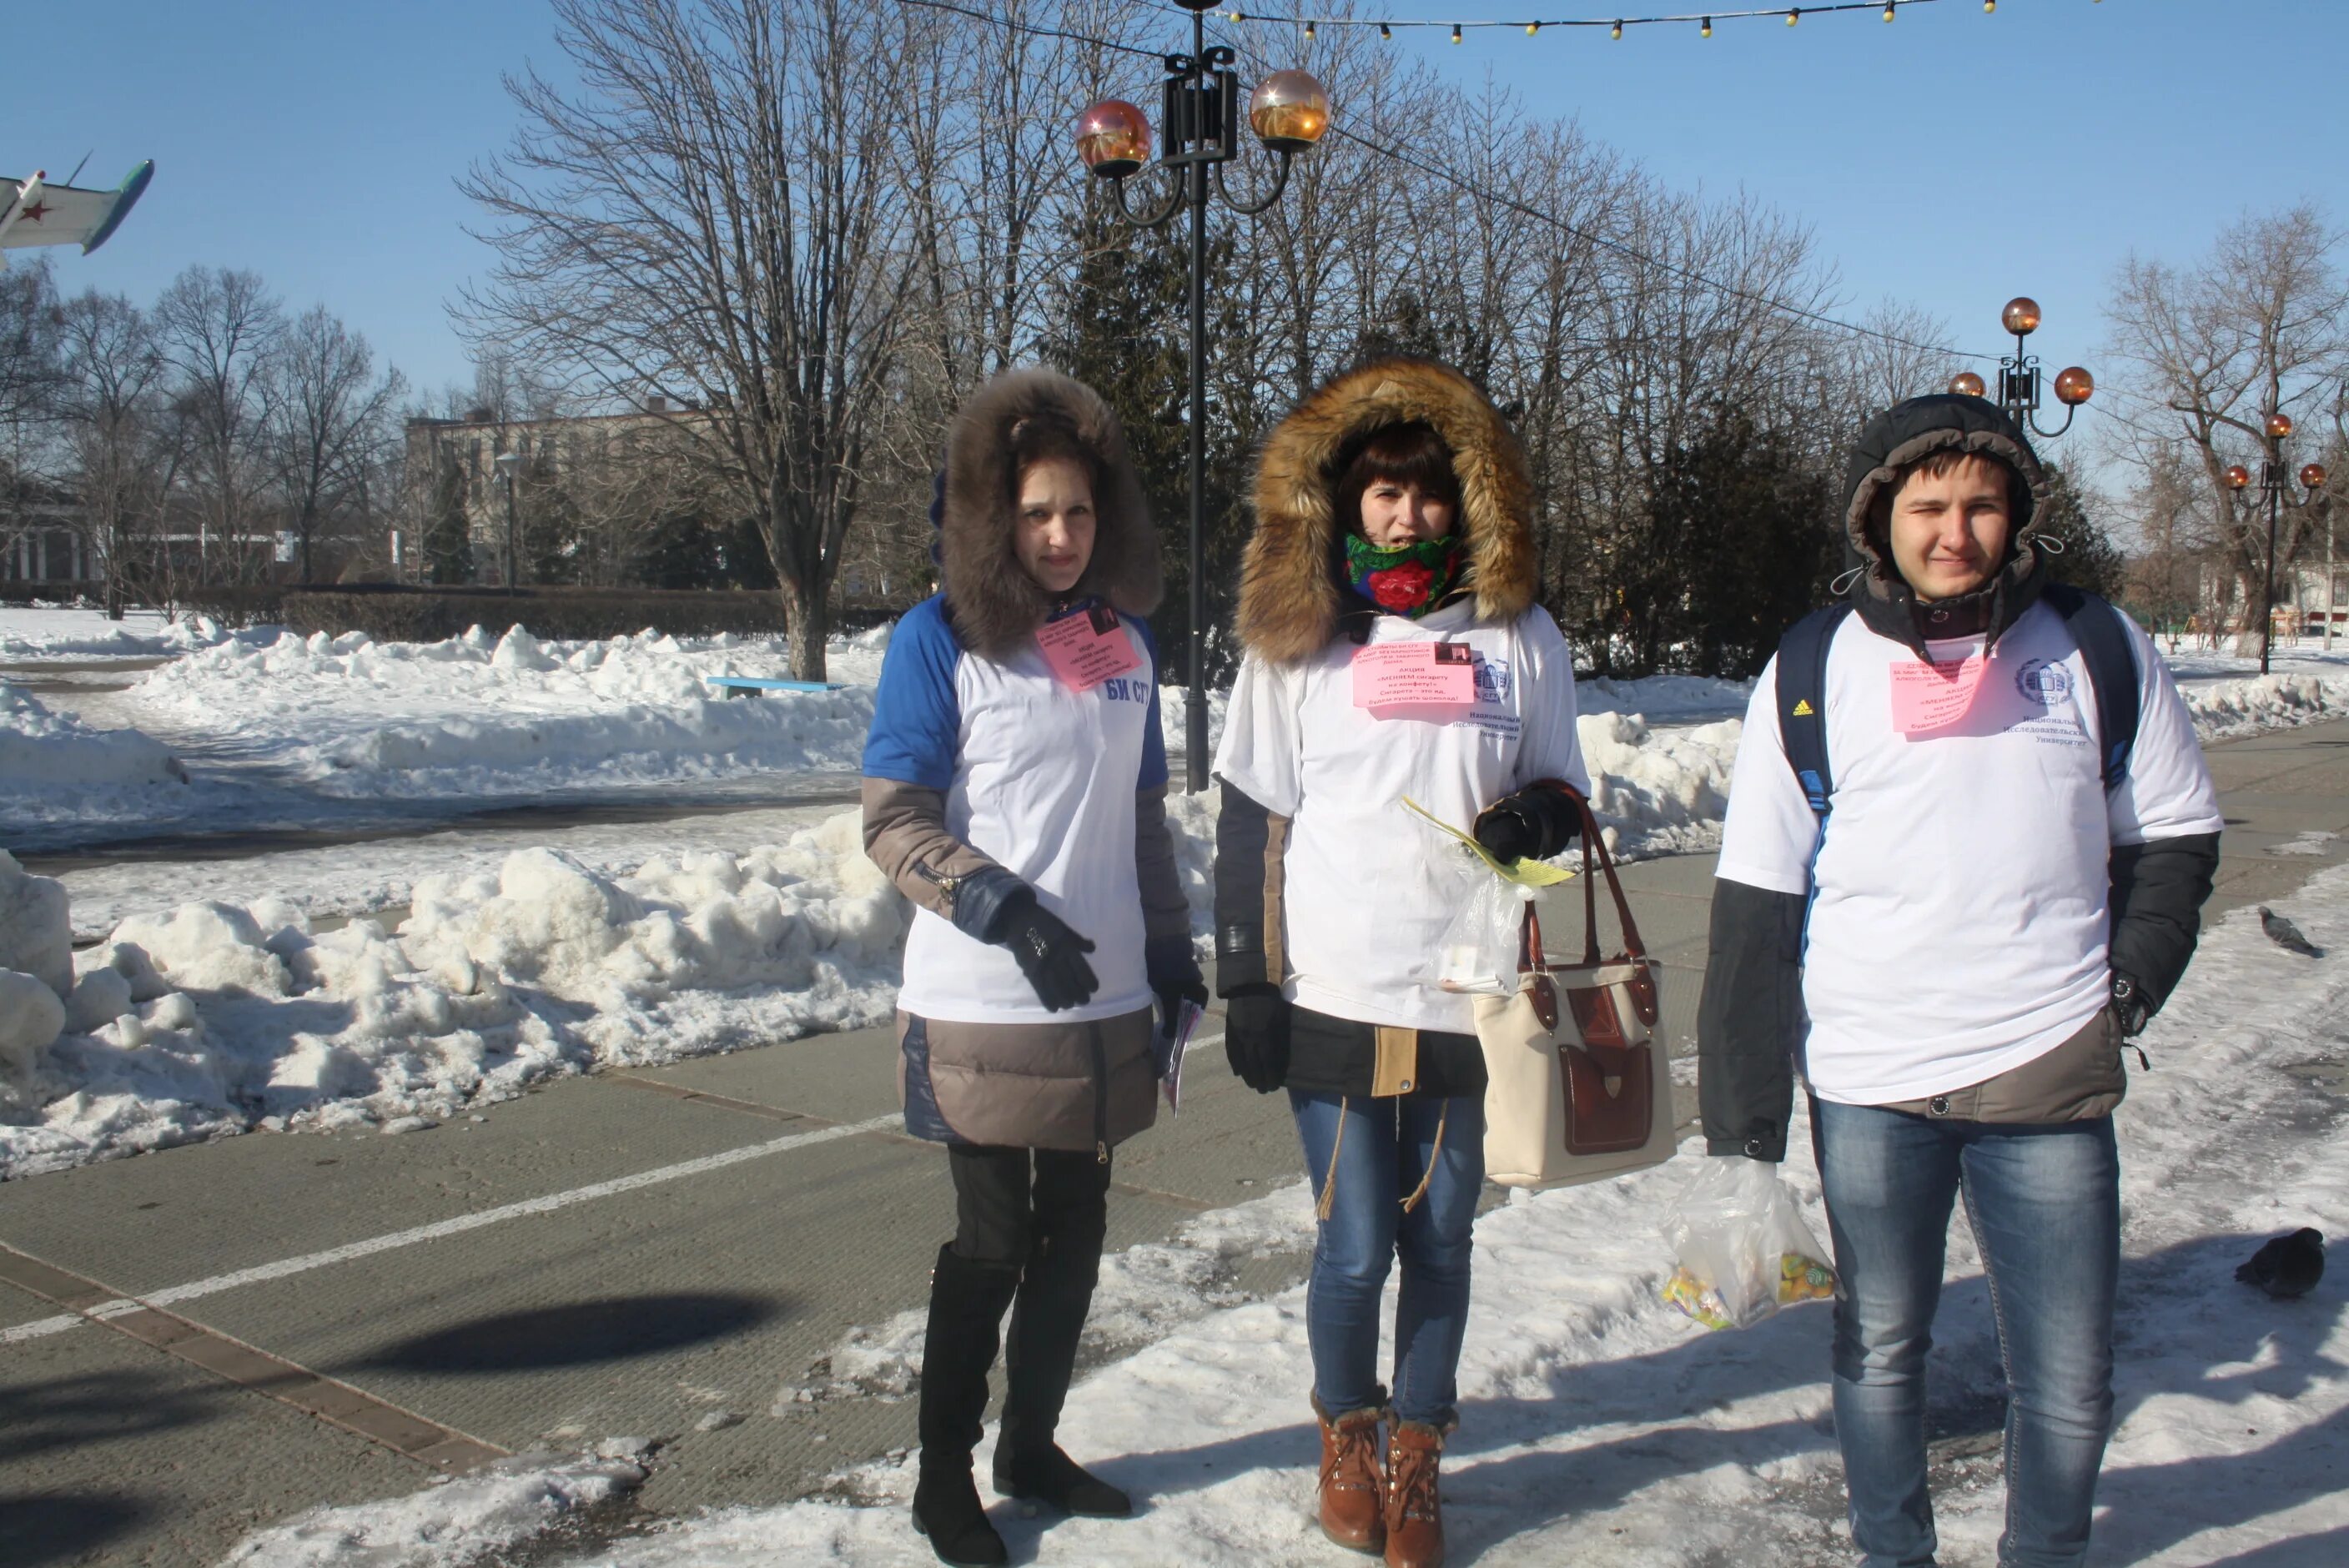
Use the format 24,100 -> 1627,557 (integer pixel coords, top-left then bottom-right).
1075,100 -> 1150,180
1949,371 -> 1986,398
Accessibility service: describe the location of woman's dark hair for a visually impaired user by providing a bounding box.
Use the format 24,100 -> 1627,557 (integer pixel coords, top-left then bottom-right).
1007,414 -> 1099,500
1334,421 -> 1461,535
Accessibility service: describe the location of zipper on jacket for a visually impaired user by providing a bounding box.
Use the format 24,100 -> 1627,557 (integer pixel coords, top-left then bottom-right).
911,860 -> 961,913
1089,1020 -> 1110,1165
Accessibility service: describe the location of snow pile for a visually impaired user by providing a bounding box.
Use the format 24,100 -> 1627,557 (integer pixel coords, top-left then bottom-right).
0,813 -> 912,1179
2180,671 -> 2339,741
300,864 -> 2349,1567
0,606 -> 236,660
1578,673 -> 1755,722
219,1454 -> 642,1568
129,626 -> 876,799
0,684 -> 189,804
1576,711 -> 1741,858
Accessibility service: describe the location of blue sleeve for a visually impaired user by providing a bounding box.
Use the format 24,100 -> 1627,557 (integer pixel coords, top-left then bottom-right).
1134,613 -> 1169,791
862,596 -> 963,789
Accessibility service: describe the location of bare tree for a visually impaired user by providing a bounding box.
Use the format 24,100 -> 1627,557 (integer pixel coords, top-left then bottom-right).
2106,205 -> 2348,649
459,0 -> 934,677
268,305 -> 405,584
54,291 -> 176,616
155,265 -> 284,585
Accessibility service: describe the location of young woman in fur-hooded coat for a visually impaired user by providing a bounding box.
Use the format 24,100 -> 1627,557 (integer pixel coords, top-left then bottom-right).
861,368 -> 1204,1568
1213,359 -> 1590,1568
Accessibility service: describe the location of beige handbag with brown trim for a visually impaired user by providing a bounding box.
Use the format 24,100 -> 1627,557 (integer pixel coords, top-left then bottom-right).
1474,792 -> 1677,1189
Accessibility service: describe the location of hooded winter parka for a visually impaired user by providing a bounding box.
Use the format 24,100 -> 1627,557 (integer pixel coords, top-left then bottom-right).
1213,358 -> 1591,1096
861,369 -> 1188,1153
1698,395 -> 2224,1159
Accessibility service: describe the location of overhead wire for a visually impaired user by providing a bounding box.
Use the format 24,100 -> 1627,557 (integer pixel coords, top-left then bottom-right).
1195,1 -> 1962,36
898,0 -> 1994,361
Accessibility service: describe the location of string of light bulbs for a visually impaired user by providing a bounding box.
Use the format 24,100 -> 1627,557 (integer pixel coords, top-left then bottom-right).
1195,1 -> 2075,43
896,0 -> 2005,361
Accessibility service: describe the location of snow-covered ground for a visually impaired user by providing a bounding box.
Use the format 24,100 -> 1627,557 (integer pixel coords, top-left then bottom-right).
0,604 -> 236,661
6,611 -> 2348,1179
219,861 -> 2349,1567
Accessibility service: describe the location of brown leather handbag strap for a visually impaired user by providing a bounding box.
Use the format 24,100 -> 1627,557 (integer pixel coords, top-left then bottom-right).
1567,787 -> 1649,962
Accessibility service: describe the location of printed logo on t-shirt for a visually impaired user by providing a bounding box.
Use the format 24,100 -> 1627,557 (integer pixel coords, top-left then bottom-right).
1470,653 -> 1520,740
2015,658 -> 2074,706
1099,676 -> 1151,704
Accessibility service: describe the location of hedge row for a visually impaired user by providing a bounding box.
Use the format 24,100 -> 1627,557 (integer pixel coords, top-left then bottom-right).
172,584 -> 903,643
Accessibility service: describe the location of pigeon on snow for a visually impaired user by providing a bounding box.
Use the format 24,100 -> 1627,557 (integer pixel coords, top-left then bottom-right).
2258,907 -> 2324,958
2236,1229 -> 2326,1299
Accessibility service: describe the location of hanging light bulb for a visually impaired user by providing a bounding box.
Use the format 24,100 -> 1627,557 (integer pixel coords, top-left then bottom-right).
1984,0 -> 1996,11
1612,20 -> 1623,40
1379,21 -> 1391,40
1304,20 -> 1315,40
1883,2 -> 1896,19
1526,22 -> 1539,36
1451,22 -> 1462,43
1701,15 -> 1713,38
1787,8 -> 1800,25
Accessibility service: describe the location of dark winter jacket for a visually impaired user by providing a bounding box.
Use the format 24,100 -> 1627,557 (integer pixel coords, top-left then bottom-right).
1216,356 -> 1572,1097
861,367 -> 1189,1152
1698,395 -> 2221,1160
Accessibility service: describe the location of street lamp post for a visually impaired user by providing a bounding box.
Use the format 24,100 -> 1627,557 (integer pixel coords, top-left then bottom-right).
1949,296 -> 2095,438
2310,463 -> 2336,652
493,449 -> 525,594
2223,417 -> 2328,674
1077,4 -> 1330,791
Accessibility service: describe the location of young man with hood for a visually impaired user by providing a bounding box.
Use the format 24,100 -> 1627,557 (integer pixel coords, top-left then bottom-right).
1215,358 -> 1591,1568
1698,394 -> 2223,1567
862,368 -> 1204,1568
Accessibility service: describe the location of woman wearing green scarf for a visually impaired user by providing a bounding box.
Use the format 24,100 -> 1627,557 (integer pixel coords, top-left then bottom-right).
1210,359 -> 1592,1568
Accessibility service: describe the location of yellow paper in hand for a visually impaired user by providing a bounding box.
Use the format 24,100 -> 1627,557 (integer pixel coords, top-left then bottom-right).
1401,797 -> 1577,888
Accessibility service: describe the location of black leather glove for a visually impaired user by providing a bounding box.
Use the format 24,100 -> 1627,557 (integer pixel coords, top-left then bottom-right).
994,892 -> 1098,1013
1222,986 -> 1290,1093
1474,782 -> 1582,865
1147,935 -> 1209,1033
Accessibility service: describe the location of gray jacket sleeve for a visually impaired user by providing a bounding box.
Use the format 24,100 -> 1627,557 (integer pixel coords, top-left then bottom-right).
1696,877 -> 1808,1162
1134,784 -> 1192,945
860,776 -> 1025,941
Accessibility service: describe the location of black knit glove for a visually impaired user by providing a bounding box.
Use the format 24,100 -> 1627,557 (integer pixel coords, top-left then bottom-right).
1222,986 -> 1290,1093
1474,783 -> 1583,865
993,892 -> 1099,1013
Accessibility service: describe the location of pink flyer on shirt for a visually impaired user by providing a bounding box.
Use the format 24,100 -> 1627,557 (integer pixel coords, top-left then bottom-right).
1888,651 -> 1987,736
1351,641 -> 1475,711
1036,606 -> 1142,692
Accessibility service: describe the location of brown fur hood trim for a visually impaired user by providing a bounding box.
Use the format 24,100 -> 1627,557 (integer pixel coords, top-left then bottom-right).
939,368 -> 1159,661
1239,358 -> 1537,663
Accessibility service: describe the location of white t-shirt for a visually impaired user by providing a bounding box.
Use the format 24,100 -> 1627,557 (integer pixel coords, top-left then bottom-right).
865,596 -> 1163,1026
1715,599 -> 2223,1105
1214,602 -> 1591,1035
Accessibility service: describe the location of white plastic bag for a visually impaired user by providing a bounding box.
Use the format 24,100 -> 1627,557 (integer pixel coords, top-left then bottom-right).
1661,1158 -> 1837,1330
1435,867 -> 1535,995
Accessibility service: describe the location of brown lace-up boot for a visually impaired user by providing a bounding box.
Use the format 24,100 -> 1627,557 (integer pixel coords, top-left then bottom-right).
1382,1417 -> 1446,1568
1313,1397 -> 1387,1554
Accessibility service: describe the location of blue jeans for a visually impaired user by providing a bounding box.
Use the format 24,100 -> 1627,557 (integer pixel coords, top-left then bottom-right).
1290,1089 -> 1485,1427
1811,1100 -> 2120,1568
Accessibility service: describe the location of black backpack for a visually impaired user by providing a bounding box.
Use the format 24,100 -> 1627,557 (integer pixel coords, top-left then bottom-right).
1774,582 -> 2140,823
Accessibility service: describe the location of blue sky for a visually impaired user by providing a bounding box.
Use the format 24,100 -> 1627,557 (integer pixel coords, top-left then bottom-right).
13,0 -> 2345,450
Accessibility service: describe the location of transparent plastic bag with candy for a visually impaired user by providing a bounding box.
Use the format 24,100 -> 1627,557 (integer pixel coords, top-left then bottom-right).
1434,864 -> 1536,996
1661,1156 -> 1838,1331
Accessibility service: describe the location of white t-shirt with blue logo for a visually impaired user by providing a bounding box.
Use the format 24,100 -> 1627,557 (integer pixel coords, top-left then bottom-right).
1214,601 -> 1591,1035
864,595 -> 1165,1026
1715,598 -> 2224,1105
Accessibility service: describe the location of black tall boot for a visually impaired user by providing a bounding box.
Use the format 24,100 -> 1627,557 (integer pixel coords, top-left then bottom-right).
913,1243 -> 1020,1567
991,1220 -> 1131,1517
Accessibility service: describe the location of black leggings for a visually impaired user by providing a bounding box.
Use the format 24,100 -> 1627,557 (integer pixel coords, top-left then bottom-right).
948,1144 -> 1112,1272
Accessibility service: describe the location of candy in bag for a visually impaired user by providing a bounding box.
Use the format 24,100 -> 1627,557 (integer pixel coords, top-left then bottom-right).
1662,1156 -> 1838,1331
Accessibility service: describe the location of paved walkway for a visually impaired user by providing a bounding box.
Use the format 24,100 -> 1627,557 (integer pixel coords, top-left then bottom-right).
4,719 -> 2346,1565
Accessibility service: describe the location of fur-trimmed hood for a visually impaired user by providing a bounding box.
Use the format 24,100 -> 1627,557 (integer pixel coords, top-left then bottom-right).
1839,393 -> 2052,656
938,368 -> 1160,661
1237,358 -> 1539,663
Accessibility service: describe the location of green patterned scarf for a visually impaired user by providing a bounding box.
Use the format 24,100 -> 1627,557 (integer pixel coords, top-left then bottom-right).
1346,532 -> 1465,619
